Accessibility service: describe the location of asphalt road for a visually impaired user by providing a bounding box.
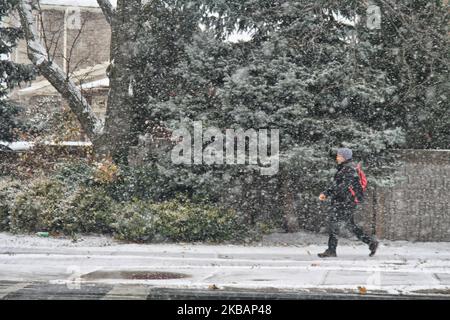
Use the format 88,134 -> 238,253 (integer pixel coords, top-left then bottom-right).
1,233 -> 450,300
2,281 -> 449,300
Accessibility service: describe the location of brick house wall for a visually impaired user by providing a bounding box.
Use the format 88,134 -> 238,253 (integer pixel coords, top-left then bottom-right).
9,4 -> 110,78
351,150 -> 450,242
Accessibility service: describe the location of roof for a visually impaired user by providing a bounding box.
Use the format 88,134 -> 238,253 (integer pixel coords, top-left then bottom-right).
12,62 -> 109,98
80,77 -> 109,89
40,0 -> 117,7
0,140 -> 92,151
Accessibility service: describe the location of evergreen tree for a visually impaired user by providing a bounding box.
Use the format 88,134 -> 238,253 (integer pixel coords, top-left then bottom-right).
154,2 -> 404,169
135,1 -> 407,229
97,0 -> 446,229
149,1 -> 405,169
358,0 -> 449,149
0,0 -> 34,142
129,1 -> 204,140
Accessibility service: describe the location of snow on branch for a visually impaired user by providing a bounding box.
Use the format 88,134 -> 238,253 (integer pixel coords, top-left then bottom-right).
97,0 -> 115,25
17,0 -> 104,140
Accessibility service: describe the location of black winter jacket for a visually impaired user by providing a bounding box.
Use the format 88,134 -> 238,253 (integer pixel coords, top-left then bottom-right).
323,159 -> 357,205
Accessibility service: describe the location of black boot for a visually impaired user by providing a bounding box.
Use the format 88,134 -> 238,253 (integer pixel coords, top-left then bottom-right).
318,249 -> 337,258
369,241 -> 379,257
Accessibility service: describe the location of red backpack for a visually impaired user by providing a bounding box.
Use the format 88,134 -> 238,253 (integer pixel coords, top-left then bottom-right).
349,162 -> 367,203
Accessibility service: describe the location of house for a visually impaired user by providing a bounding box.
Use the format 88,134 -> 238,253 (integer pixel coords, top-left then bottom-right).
7,0 -> 112,119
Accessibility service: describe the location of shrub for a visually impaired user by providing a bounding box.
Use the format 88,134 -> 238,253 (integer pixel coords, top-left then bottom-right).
7,177 -> 118,235
0,178 -> 22,231
92,157 -> 120,185
105,164 -> 230,204
154,198 -> 245,242
3,175 -> 250,243
113,201 -> 159,242
9,178 -> 68,233
53,160 -> 95,187
67,187 -> 118,234
104,164 -> 171,202
114,197 -> 248,243
126,197 -> 246,242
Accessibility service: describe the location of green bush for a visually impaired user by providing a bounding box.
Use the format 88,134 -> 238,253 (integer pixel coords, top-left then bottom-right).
153,198 -> 246,242
65,187 -> 118,234
7,177 -> 118,235
52,161 -> 251,227
105,164 -> 174,202
105,164 -> 225,204
0,178 -> 22,231
9,178 -> 68,233
113,201 -> 159,242
2,175 -> 248,243
112,197 -> 247,243
53,160 -> 95,187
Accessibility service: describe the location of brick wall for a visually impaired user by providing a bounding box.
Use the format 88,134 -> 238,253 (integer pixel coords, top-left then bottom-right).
275,149 -> 450,242
369,150 -> 450,241
286,149 -> 450,242
64,9 -> 111,72
352,150 -> 450,242
10,5 -> 110,75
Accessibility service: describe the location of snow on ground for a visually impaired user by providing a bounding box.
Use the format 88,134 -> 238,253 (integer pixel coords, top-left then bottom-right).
80,78 -> 109,89
0,232 -> 115,248
0,229 -> 444,249
1,231 -> 450,297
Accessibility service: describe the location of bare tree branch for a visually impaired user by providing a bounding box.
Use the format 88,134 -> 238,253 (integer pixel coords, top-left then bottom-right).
36,2 -> 51,57
97,0 -> 115,25
17,0 -> 104,141
65,19 -> 88,78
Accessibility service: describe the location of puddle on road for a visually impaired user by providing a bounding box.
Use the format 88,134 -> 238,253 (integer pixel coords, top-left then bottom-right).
82,270 -> 190,280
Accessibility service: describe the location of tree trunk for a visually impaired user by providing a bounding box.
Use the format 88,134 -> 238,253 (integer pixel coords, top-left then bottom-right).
18,0 -> 142,162
17,0 -> 104,144
100,0 -> 141,163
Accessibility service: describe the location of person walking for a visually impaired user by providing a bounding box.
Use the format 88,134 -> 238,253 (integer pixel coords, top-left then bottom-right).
318,147 -> 379,258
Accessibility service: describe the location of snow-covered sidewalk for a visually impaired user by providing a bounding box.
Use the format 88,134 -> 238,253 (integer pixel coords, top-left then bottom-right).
1,231 -> 450,298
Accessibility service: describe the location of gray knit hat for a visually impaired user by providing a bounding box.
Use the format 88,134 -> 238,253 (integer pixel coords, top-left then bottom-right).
337,147 -> 353,161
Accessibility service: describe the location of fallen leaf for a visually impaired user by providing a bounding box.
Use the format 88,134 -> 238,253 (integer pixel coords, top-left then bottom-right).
358,286 -> 367,295
208,284 -> 219,290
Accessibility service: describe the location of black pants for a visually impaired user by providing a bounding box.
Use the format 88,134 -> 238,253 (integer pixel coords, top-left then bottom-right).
327,202 -> 373,252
